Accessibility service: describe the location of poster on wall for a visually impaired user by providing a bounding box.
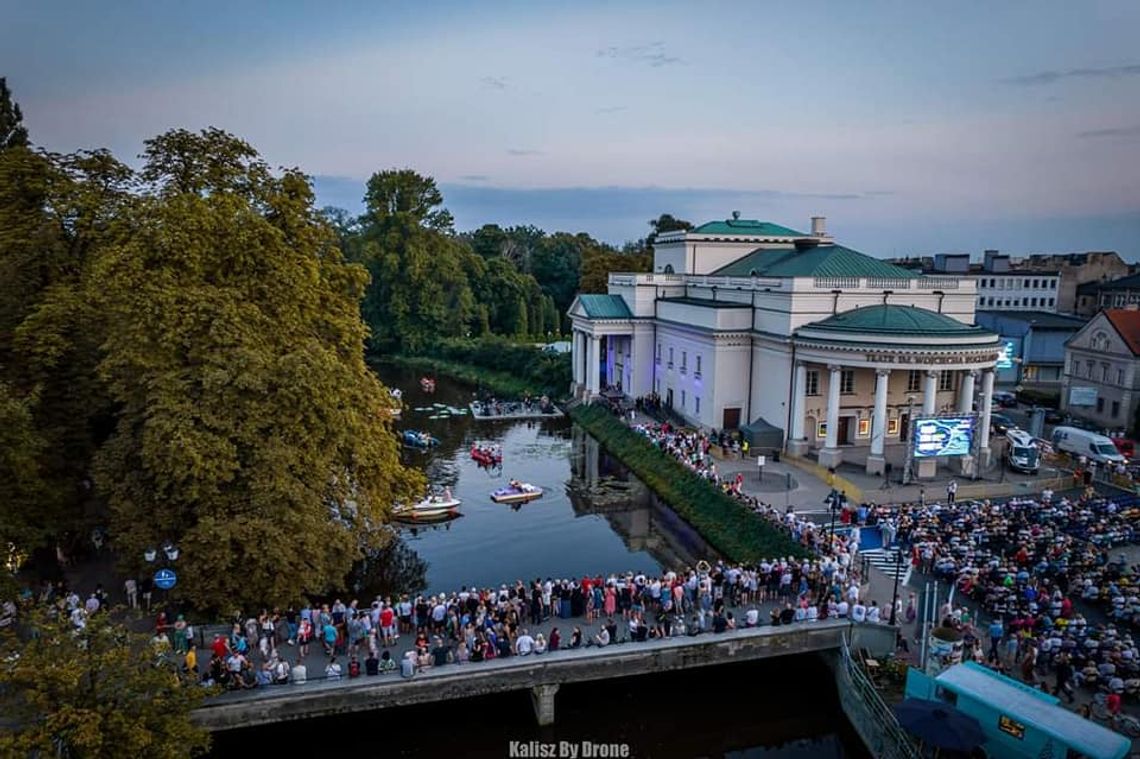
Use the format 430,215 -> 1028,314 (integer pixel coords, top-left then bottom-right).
995,340 -> 1016,370
913,416 -> 976,458
1068,386 -> 1098,407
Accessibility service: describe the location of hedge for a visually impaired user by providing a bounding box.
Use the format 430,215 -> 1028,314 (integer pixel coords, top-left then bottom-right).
378,336 -> 570,399
570,404 -> 809,562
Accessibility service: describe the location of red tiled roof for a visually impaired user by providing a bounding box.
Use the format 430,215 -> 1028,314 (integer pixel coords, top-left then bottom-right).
1104,309 -> 1140,355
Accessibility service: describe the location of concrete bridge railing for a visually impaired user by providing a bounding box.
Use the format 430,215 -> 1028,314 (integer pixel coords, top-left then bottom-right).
193,619 -> 897,731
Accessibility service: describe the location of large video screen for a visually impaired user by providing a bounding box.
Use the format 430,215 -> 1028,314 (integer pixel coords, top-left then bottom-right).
913,415 -> 976,458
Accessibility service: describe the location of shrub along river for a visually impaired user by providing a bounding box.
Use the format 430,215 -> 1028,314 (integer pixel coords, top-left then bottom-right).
210,364 -> 870,758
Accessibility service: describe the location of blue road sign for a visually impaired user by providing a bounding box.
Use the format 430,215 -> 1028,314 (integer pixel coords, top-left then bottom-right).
154,568 -> 177,590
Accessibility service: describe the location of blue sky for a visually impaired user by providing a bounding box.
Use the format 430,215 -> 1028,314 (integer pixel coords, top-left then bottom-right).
5,0 -> 1140,257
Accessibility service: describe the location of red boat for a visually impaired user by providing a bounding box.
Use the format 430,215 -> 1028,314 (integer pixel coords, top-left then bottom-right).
470,445 -> 502,467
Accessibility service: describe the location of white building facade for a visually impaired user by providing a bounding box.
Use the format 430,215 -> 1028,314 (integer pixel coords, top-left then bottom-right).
568,217 -> 1002,477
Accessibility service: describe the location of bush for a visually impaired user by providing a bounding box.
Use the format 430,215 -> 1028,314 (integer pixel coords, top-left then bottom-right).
570,404 -> 808,562
379,336 -> 571,398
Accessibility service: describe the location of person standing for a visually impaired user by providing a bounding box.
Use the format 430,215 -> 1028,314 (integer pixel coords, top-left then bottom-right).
123,578 -> 138,610
946,479 -> 958,505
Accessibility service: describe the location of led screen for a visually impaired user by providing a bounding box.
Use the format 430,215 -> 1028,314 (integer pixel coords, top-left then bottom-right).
913,415 -> 976,458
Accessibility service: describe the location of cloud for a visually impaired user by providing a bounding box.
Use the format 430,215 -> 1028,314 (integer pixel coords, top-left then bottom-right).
595,105 -> 628,114
1077,124 -> 1140,139
459,174 -> 490,181
1003,63 -> 1140,86
596,41 -> 682,68
507,148 -> 544,156
480,75 -> 508,90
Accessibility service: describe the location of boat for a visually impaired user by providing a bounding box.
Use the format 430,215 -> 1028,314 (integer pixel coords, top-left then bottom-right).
471,445 -> 502,467
386,388 -> 403,418
420,377 -> 436,393
392,494 -> 461,519
402,430 -> 440,448
490,481 -> 544,504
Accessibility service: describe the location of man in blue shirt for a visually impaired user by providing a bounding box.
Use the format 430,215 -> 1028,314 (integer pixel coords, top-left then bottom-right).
988,618 -> 1004,663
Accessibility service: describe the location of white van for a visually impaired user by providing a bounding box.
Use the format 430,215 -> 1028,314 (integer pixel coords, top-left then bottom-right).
1051,426 -> 1126,465
1005,429 -> 1039,474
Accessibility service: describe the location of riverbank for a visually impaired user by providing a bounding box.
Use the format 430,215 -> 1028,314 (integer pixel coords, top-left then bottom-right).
568,404 -> 807,562
377,354 -> 540,397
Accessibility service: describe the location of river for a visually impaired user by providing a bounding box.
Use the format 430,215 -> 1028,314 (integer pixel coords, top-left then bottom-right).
361,364 -> 719,597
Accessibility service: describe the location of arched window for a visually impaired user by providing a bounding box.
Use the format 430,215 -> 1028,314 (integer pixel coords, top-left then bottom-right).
663,264 -> 674,274
750,269 -> 759,277
1092,331 -> 1110,351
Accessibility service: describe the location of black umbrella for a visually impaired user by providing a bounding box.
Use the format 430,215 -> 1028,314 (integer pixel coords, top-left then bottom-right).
894,698 -> 985,753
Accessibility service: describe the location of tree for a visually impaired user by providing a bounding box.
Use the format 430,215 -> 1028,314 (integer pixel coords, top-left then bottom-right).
0,77 -> 29,150
514,295 -> 529,336
362,168 -> 454,233
0,606 -> 211,758
91,129 -> 422,611
646,213 -> 692,247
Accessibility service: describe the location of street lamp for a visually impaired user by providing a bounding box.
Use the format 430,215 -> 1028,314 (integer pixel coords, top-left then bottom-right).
889,549 -> 904,626
902,394 -> 916,485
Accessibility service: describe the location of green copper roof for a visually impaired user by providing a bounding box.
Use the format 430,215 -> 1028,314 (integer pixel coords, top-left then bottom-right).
576,294 -> 632,319
711,244 -> 920,280
802,305 -> 992,336
691,219 -> 805,237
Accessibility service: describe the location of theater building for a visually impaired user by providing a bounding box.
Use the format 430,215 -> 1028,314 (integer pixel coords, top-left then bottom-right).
567,216 -> 1002,476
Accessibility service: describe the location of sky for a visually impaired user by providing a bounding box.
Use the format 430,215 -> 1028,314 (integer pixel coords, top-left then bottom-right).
4,0 -> 1140,258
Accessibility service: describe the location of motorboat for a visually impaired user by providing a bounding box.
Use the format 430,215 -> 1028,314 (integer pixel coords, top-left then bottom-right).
490,481 -> 543,504
392,494 -> 462,519
402,430 -> 439,448
471,445 -> 502,467
420,377 -> 436,393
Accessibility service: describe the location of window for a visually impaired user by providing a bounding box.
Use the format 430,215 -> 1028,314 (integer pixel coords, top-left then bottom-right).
681,390 -> 686,408
668,347 -> 674,368
1112,400 -> 1121,418
1024,278 -> 1030,288
695,397 -> 701,415
656,342 -> 661,363
1097,397 -> 1105,413
1102,363 -> 1110,382
806,370 -> 820,396
695,355 -> 702,377
1118,369 -> 1125,385
840,369 -> 855,394
1048,297 -> 1054,307
1087,360 -> 1094,377
1051,280 -> 1057,289
681,351 -> 687,374
907,370 -> 922,393
938,370 -> 954,391
1031,297 -> 1038,307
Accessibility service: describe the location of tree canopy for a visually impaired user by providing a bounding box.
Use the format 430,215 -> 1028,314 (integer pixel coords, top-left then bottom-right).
0,77 -> 29,150
0,606 -> 212,758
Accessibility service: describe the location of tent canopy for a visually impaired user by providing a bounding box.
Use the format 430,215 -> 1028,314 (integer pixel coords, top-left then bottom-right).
740,417 -> 784,451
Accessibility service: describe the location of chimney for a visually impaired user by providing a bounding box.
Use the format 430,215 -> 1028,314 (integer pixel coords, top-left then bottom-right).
811,216 -> 826,236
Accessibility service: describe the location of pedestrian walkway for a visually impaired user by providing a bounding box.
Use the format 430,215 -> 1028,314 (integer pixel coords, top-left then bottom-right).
861,547 -> 911,585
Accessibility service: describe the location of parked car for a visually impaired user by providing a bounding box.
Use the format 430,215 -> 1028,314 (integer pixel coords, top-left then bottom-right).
993,391 -> 1018,408
1051,426 -> 1127,465
1005,429 -> 1040,474
1044,409 -> 1063,424
989,413 -> 1017,435
1111,437 -> 1135,460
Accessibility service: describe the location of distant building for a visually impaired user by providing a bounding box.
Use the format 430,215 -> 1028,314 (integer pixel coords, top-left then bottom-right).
974,310 -> 1087,395
568,215 -> 1001,477
1075,272 -> 1140,317
1015,251 -> 1129,314
1061,308 -> 1140,433
893,250 -> 1061,313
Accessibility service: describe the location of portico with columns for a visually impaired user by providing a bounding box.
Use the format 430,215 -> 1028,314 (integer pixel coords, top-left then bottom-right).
790,306 -> 1001,477
567,294 -> 646,400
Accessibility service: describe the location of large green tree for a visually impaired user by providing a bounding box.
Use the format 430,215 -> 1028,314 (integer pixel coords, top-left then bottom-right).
0,606 -> 211,758
91,130 -> 422,611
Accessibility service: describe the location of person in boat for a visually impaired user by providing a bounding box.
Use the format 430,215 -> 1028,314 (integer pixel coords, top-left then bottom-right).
443,487 -> 452,502
508,479 -> 520,490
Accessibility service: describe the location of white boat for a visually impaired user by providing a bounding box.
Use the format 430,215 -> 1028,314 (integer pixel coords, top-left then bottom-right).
490,482 -> 544,504
393,495 -> 462,519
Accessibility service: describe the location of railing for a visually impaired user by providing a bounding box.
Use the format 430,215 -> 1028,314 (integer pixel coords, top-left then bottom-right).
814,277 -> 861,289
837,635 -> 922,759
867,278 -> 913,289
917,277 -> 961,290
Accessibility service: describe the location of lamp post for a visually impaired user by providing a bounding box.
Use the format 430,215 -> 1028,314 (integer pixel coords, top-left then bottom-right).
144,542 -> 180,620
902,394 -> 916,485
889,548 -> 904,626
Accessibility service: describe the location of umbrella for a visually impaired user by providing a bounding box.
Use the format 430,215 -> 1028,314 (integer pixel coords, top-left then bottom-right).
894,698 -> 985,753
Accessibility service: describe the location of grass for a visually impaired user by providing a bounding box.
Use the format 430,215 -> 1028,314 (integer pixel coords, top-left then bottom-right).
570,404 -> 809,562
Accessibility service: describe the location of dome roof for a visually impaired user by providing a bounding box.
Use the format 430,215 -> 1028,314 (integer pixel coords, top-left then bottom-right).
802,305 -> 992,337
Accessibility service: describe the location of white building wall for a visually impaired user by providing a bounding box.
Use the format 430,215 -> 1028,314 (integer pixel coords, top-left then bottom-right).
629,324 -> 655,397
709,339 -> 750,429
751,341 -> 793,430
975,273 -> 1061,312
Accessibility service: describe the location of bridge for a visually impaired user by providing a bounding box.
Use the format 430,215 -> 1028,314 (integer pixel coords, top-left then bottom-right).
192,619 -> 896,732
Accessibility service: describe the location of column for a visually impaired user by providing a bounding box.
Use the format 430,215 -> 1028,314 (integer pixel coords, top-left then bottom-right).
788,362 -> 808,455
978,369 -> 995,463
958,370 -> 977,414
571,330 -> 582,386
587,336 -> 601,395
866,368 -> 890,476
531,683 -> 560,726
818,364 -> 843,469
922,369 -> 938,416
